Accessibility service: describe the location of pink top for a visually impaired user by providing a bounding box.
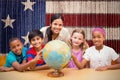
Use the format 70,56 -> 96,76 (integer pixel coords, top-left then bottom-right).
68,49 -> 83,69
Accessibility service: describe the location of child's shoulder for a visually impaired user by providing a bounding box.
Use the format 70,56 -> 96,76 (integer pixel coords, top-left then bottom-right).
87,45 -> 114,51
7,51 -> 16,59
22,47 -> 28,51
86,46 -> 95,50
23,46 -> 28,49
26,47 -> 36,54
103,45 -> 115,51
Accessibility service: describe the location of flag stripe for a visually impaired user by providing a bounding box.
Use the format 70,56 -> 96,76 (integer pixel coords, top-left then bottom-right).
66,27 -> 120,40
46,14 -> 120,27
46,0 -> 120,54
46,1 -> 120,14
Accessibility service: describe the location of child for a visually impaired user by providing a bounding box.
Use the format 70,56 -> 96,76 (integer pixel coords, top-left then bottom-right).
27,29 -> 49,70
72,27 -> 120,71
68,28 -> 89,69
0,38 -> 35,72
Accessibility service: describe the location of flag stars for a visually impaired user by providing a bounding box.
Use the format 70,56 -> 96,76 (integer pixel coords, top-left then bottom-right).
1,15 -> 15,29
21,0 -> 36,11
21,32 -> 30,45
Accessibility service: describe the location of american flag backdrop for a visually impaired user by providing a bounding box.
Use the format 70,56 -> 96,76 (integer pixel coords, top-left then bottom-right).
46,0 -> 120,54
0,0 -> 45,54
0,0 -> 120,54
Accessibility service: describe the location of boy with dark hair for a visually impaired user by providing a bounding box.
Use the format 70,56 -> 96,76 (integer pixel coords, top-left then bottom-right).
0,38 -> 35,72
27,30 -> 49,70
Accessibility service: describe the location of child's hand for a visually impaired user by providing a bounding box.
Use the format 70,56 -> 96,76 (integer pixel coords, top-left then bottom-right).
70,53 -> 77,62
0,66 -> 7,72
0,67 -> 12,72
34,50 -> 43,60
26,67 -> 32,71
34,53 -> 42,60
71,53 -> 76,59
95,66 -> 108,71
0,66 -> 4,71
34,54 -> 40,60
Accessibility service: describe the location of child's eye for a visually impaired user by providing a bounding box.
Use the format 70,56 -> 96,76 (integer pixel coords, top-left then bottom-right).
11,46 -> 15,49
37,38 -> 40,40
17,44 -> 20,47
92,36 -> 95,38
31,39 -> 35,41
59,24 -> 62,26
74,37 -> 77,39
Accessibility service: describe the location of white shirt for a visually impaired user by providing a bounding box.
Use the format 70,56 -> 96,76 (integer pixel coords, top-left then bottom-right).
83,45 -> 119,69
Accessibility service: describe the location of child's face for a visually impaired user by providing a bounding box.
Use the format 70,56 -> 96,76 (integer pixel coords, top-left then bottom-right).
10,39 -> 23,55
71,32 -> 84,47
30,36 -> 43,48
92,31 -> 105,47
51,18 -> 63,35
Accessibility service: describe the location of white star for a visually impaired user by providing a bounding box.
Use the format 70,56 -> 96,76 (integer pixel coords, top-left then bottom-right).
21,0 -> 36,11
1,15 -> 15,29
21,32 -> 29,45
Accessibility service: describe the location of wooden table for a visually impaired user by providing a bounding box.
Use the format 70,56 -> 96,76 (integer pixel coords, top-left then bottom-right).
0,68 -> 120,80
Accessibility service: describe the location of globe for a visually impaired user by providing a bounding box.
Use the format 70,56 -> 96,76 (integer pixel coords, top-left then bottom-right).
42,40 -> 71,77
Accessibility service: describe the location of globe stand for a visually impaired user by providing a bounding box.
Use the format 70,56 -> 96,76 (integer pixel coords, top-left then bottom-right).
47,69 -> 64,77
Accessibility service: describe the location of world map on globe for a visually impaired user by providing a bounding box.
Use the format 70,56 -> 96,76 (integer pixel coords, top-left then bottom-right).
42,40 -> 71,70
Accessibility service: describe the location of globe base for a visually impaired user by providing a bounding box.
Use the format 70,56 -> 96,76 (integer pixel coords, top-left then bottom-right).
47,69 -> 64,77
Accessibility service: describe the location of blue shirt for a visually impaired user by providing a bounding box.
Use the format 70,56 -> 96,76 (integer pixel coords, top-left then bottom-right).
5,47 -> 28,67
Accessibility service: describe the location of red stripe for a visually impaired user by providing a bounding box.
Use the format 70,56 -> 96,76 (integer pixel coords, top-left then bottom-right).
27,57 -> 33,61
88,40 -> 120,53
46,14 -> 120,27
37,59 -> 44,64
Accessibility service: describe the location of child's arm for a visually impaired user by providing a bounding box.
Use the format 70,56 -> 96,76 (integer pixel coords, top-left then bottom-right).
28,52 -> 50,70
26,50 -> 43,70
21,60 -> 27,64
28,53 -> 42,70
12,59 -> 37,72
96,58 -> 120,71
72,54 -> 88,69
33,64 -> 50,71
0,66 -> 14,72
